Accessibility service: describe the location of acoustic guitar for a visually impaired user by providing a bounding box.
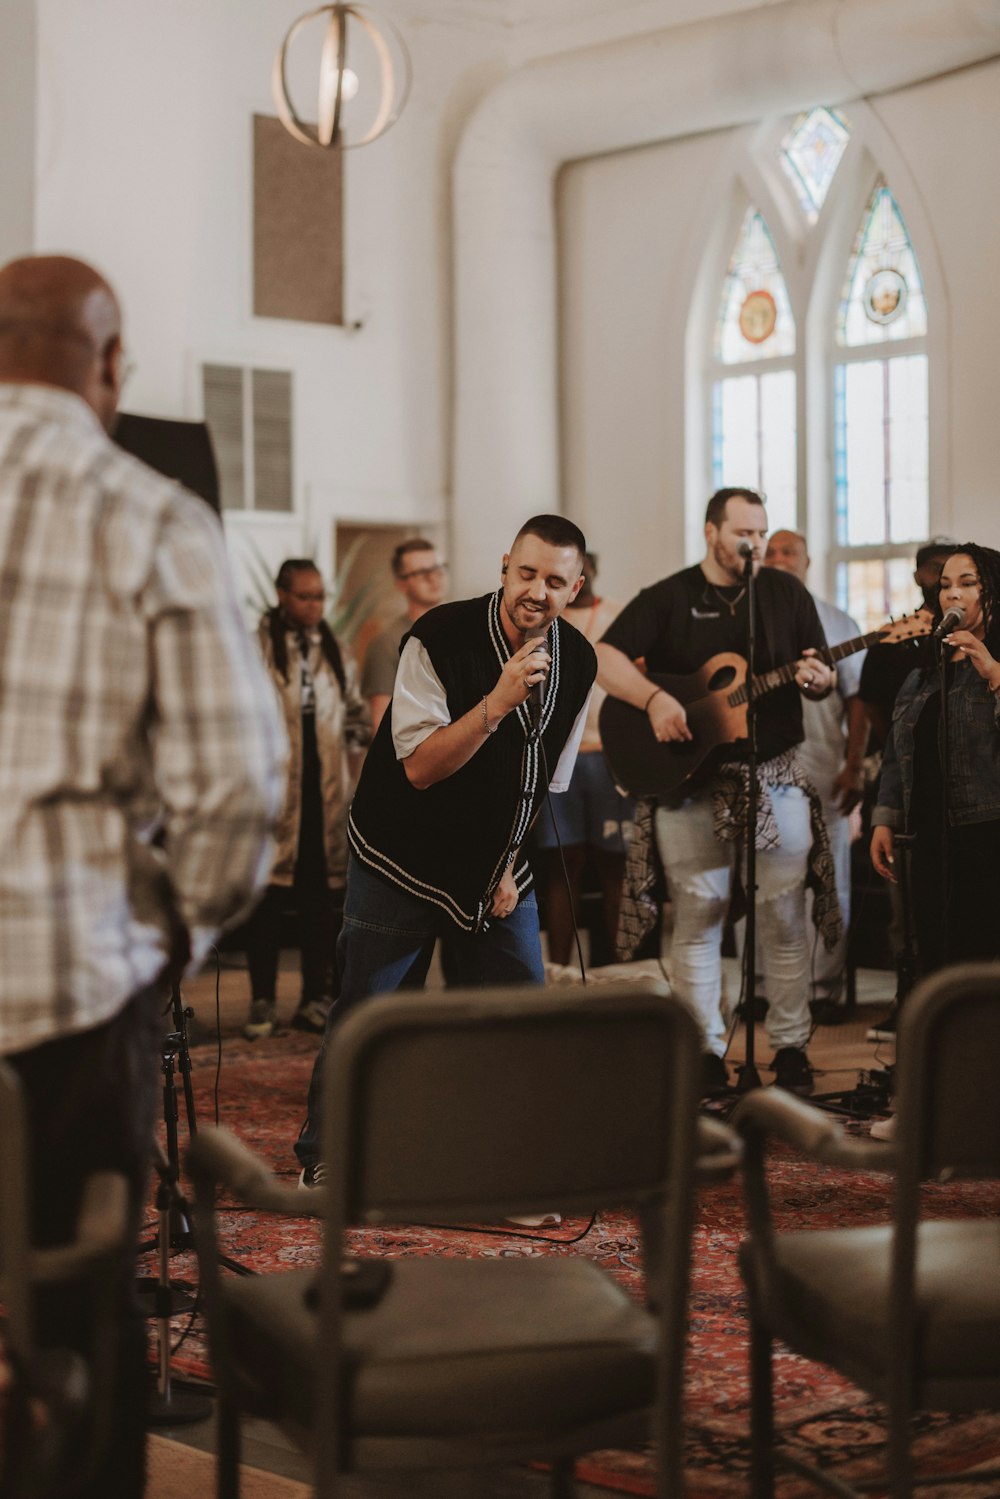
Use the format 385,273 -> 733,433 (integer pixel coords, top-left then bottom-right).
598,611 -> 931,801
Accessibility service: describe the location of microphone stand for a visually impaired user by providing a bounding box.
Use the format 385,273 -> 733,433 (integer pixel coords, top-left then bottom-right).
735,548 -> 762,1093
937,634 -> 954,968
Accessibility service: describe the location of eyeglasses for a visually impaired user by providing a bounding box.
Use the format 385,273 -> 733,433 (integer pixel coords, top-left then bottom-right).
119,348 -> 137,393
399,563 -> 447,581
289,590 -> 326,602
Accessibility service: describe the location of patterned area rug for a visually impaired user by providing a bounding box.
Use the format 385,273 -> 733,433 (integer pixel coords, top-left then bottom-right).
151,1030 -> 1000,1498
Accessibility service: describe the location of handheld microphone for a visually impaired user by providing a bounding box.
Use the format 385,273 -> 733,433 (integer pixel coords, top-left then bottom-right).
933,604 -> 965,640
524,624 -> 549,731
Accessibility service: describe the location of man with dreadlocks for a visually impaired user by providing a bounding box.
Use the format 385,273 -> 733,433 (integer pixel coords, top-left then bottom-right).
243,559 -> 371,1039
872,543 -> 1000,978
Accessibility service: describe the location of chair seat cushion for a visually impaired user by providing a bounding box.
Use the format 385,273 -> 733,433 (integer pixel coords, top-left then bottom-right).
740,1218 -> 1000,1380
221,1254 -> 657,1437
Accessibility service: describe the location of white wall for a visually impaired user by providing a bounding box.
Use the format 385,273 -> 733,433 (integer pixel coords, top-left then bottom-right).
17,0 -> 1000,612
0,0 -> 35,266
558,56 -> 1000,605
32,0 -> 505,600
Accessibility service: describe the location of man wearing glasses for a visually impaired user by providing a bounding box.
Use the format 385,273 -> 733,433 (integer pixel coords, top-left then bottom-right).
361,537 -> 448,731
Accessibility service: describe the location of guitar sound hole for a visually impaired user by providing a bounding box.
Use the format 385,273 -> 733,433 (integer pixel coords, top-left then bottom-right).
707,665 -> 737,692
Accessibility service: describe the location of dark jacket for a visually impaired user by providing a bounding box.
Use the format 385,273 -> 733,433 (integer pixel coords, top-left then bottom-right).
348,590 -> 596,931
872,661 -> 1000,831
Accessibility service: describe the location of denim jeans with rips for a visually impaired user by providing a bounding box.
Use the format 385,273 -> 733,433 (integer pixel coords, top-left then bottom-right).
655,783 -> 812,1059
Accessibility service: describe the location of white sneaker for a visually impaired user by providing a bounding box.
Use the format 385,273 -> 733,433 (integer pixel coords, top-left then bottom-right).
243,998 -> 277,1040
870,1114 -> 896,1141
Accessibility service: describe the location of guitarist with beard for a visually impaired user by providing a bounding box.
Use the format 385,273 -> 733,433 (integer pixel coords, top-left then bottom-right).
595,488 -> 836,1098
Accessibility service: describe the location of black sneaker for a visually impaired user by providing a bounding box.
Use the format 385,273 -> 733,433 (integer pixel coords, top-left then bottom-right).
770,1046 -> 814,1097
298,1162 -> 327,1190
701,1052 -> 730,1097
866,1008 -> 897,1042
291,998 -> 331,1034
810,999 -> 846,1027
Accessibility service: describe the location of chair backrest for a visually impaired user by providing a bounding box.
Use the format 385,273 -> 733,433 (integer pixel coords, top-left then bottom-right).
896,961 -> 1000,1184
0,1060 -> 33,1354
322,980 -> 701,1226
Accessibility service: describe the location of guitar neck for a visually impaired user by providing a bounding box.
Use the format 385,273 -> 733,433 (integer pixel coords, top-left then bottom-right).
729,626 -> 887,706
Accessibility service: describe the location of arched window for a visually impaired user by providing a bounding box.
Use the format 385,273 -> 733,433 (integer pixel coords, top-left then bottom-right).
831,183 -> 929,627
711,206 -> 797,531
700,111 -> 936,627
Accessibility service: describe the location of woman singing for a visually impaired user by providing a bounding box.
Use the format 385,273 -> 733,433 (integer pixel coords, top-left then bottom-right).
871,544 -> 1000,976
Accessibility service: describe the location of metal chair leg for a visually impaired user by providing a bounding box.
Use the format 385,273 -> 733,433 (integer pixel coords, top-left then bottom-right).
550,1457 -> 576,1499
748,1309 -> 776,1499
216,1396 -> 241,1499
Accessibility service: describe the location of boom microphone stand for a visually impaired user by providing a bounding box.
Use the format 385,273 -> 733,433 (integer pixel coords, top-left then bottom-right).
735,545 -> 762,1093
937,632 -> 954,969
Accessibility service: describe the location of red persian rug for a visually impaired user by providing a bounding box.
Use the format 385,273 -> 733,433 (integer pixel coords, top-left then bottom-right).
147,1031 -> 1000,1497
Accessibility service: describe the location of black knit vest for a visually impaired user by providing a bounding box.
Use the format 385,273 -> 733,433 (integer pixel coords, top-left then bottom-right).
348,590 -> 596,932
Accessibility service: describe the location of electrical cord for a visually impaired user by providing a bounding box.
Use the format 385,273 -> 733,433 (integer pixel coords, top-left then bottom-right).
211,945 -> 222,1126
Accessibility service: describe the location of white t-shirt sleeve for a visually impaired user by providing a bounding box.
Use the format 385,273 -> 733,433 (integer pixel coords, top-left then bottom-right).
391,636 -> 452,760
548,691 -> 592,792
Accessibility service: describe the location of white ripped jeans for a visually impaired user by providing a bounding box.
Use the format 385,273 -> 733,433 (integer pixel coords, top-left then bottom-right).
655,784 -> 812,1058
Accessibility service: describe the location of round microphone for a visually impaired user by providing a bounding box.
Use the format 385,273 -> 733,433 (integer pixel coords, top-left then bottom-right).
737,541 -> 754,559
933,604 -> 965,640
524,624 -> 549,731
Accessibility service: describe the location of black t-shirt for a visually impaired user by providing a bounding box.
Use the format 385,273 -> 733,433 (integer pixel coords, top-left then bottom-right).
858,624 -> 935,719
600,564 -> 827,762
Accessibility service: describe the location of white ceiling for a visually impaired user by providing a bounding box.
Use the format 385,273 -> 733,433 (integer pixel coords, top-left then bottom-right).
396,0 -> 790,34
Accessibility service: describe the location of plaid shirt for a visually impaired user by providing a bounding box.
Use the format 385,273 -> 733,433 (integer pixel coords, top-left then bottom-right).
0,384 -> 287,1055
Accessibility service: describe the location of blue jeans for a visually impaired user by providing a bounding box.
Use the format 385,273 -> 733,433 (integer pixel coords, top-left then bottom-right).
294,855 -> 544,1169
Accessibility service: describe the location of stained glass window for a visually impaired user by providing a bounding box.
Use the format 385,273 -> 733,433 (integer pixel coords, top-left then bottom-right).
715,208 -> 795,365
837,184 -> 927,347
835,557 -> 919,634
779,107 -> 850,222
712,370 -> 797,533
829,173 -> 930,631
833,356 -> 928,549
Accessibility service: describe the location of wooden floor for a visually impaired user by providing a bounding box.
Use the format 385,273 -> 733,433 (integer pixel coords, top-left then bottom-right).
152,943 -> 899,1497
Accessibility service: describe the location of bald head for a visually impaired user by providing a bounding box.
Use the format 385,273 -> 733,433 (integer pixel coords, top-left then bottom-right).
0,256 -> 124,429
764,529 -> 809,584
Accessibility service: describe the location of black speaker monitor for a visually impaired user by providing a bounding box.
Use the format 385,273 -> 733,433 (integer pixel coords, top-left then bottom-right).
113,412 -> 221,517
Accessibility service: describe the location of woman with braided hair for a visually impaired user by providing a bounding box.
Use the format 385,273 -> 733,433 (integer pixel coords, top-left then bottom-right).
871,543 -> 1000,978
243,559 -> 371,1039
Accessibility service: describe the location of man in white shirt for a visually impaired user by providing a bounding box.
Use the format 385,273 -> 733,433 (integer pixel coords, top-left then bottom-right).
764,528 -> 867,1022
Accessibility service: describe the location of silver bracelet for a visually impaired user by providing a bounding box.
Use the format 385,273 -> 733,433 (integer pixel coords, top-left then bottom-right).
482,695 -> 497,735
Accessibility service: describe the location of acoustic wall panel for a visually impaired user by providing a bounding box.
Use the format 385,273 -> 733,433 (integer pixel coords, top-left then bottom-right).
253,113 -> 343,326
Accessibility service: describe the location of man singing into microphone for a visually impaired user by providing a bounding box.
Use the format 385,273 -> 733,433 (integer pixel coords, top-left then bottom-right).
295,515 -> 595,1186
596,488 -> 837,1097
